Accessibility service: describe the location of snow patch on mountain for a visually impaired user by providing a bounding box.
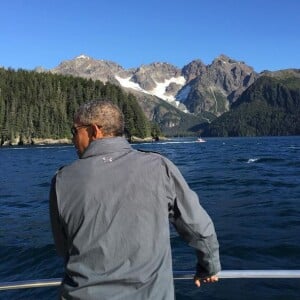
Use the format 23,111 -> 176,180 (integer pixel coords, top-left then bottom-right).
115,75 -> 150,94
76,54 -> 91,60
115,75 -> 186,108
150,76 -> 186,102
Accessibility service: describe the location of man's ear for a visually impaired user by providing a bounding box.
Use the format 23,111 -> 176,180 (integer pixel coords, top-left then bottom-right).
91,124 -> 104,140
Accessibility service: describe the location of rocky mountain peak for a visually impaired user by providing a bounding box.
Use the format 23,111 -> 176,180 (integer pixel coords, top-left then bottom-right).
212,54 -> 238,65
129,62 -> 182,90
206,54 -> 258,98
52,55 -> 124,83
136,62 -> 181,80
182,60 -> 206,82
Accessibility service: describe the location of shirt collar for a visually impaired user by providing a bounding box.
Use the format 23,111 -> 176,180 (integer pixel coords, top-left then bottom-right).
82,137 -> 132,158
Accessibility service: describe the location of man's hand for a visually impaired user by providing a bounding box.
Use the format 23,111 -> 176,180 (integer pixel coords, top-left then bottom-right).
194,275 -> 219,287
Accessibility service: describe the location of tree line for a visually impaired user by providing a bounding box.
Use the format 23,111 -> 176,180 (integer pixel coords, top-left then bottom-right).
0,68 -> 160,145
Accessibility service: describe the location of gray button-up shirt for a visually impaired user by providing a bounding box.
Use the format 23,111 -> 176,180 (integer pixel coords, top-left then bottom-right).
50,137 -> 221,300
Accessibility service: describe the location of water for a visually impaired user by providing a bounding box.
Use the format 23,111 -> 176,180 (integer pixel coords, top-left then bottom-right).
1,136 -> 300,299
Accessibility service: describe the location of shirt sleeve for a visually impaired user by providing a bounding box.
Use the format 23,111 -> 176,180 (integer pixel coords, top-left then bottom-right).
164,158 -> 221,278
49,174 -> 68,258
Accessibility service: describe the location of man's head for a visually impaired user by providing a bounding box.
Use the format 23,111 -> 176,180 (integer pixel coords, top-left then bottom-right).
72,100 -> 124,157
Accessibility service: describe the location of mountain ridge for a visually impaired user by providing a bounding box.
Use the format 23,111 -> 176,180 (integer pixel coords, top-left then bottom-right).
50,54 -> 258,117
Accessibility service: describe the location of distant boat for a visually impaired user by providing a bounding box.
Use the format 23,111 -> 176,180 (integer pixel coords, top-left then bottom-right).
196,137 -> 206,143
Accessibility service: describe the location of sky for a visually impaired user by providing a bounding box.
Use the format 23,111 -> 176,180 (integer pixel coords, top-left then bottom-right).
1,0 -> 299,72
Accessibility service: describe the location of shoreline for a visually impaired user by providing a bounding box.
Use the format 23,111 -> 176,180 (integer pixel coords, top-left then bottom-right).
0,136 -> 168,147
0,138 -> 72,147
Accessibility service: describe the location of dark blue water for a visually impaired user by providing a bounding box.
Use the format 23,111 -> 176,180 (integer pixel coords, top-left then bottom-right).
1,136 -> 300,299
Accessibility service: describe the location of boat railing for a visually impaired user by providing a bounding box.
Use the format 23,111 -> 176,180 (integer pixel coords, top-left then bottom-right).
1,270 -> 300,291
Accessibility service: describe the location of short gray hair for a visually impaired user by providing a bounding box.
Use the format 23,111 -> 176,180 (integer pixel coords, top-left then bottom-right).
74,100 -> 124,137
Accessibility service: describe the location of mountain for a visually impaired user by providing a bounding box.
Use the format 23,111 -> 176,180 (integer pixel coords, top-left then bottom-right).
203,71 -> 300,137
181,55 -> 258,116
51,54 -> 258,119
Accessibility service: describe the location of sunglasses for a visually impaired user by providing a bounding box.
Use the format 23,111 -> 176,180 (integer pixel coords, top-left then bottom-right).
71,125 -> 90,136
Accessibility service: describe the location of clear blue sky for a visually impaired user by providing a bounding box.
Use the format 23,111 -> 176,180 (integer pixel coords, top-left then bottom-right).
1,0 -> 299,72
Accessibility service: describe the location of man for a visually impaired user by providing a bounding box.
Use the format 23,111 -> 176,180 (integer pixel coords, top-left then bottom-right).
50,100 -> 221,300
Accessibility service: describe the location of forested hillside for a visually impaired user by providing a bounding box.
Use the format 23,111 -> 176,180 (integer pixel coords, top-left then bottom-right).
203,75 -> 300,137
0,68 -> 156,145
